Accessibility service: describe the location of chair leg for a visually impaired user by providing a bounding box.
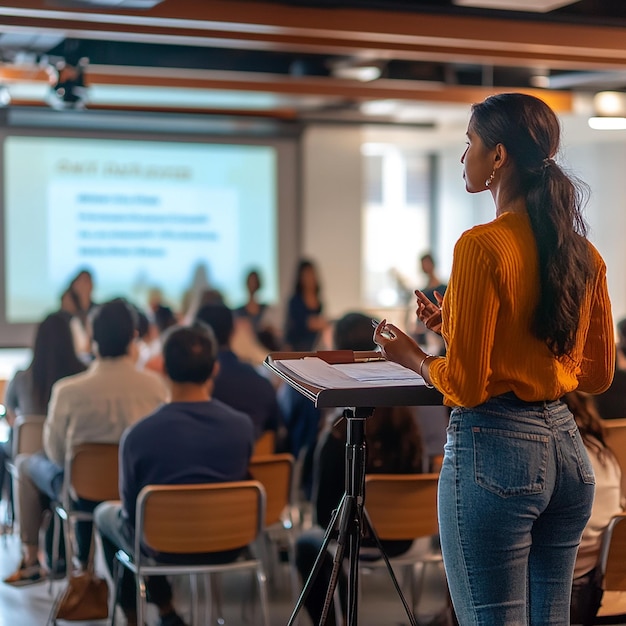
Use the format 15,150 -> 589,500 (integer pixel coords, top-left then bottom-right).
109,558 -> 123,626
136,573 -> 147,626
48,512 -> 61,595
210,573 -> 224,625
189,574 -> 199,626
256,564 -> 270,626
287,534 -> 300,626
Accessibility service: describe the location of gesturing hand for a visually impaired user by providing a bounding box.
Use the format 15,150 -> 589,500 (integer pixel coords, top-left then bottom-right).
372,319 -> 422,372
415,289 -> 443,335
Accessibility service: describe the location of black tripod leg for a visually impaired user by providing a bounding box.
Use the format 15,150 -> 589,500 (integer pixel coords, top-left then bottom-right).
286,494 -> 347,626
318,494 -> 356,625
361,508 -> 418,626
346,503 -> 363,626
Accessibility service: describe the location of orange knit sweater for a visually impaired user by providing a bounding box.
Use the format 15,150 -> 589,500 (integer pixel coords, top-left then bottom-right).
428,211 -> 615,407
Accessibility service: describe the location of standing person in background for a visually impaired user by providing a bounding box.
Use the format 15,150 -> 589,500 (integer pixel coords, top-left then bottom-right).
374,93 -> 614,624
415,253 -> 447,355
285,259 -> 327,351
419,252 -> 447,305
564,391 -> 622,625
234,269 -> 281,351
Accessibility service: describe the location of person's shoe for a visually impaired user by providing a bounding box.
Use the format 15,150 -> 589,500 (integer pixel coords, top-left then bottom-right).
158,610 -> 187,626
3,559 -> 45,586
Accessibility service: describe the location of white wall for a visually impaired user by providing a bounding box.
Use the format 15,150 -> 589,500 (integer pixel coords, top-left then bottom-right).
301,125 -> 363,319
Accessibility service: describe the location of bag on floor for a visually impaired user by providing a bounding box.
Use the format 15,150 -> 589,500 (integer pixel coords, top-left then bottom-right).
55,571 -> 109,621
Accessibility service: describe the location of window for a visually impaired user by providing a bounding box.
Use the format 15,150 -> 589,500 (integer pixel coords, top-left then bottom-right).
362,143 -> 431,308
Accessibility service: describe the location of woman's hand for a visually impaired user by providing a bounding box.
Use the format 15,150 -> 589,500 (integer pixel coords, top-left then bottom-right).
415,289 -> 443,334
373,319 -> 424,372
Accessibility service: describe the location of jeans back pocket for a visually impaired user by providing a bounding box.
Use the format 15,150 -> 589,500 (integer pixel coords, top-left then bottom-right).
473,427 -> 549,498
568,428 -> 596,485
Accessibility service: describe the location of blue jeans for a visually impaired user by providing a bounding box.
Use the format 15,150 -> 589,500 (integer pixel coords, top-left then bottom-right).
438,394 -> 595,626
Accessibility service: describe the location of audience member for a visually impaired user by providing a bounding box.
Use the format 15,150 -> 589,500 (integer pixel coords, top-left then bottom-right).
60,287 -> 91,357
4,299 -> 167,586
285,258 -> 327,351
143,304 -> 177,375
94,323 -> 255,626
0,312 -> 86,532
234,269 -> 280,351
295,312 -> 426,626
565,391 -> 623,625
68,269 -> 96,328
195,303 -> 281,438
594,317 -> 626,419
278,312 -> 375,496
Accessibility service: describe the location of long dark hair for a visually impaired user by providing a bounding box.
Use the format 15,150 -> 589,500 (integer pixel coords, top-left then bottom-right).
564,391 -> 616,468
332,405 -> 423,474
293,258 -> 320,298
29,312 -> 86,411
470,93 -> 594,357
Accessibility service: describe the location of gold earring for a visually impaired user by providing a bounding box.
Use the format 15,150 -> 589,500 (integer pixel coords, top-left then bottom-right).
485,169 -> 496,187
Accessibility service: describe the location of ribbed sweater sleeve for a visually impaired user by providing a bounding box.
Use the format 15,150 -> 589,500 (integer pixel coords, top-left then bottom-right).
577,253 -> 615,393
428,233 -> 498,407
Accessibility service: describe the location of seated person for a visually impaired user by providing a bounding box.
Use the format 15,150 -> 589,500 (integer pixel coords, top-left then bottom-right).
594,317 -> 626,419
195,303 -> 282,439
565,391 -> 623,625
4,299 -> 167,586
0,312 -> 86,527
94,323 -> 255,626
295,312 -> 426,626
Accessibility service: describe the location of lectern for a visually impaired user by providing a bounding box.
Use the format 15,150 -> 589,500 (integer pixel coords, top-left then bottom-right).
265,350 -> 443,626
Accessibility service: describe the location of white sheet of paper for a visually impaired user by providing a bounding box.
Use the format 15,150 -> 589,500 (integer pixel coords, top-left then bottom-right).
277,357 -> 425,388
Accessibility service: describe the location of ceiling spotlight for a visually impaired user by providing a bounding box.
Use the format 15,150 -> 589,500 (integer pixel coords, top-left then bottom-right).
588,91 -> 626,130
330,59 -> 383,82
0,86 -> 10,107
46,57 -> 89,110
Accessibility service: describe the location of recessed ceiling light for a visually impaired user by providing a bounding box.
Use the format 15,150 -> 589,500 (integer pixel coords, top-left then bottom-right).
453,0 -> 580,13
588,117 -> 626,130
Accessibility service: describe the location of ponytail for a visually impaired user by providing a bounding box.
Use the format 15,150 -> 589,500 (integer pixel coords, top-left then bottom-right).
525,160 -> 593,356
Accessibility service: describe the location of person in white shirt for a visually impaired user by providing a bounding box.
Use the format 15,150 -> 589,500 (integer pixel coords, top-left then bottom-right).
565,391 -> 623,625
4,299 -> 167,586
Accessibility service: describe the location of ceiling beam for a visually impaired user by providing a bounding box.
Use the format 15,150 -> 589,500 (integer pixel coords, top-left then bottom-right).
0,62 -> 574,112
0,0 -> 625,71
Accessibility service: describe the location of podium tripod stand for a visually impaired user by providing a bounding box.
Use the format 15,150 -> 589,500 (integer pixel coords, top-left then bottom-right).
264,350 -> 443,626
286,406 -> 418,626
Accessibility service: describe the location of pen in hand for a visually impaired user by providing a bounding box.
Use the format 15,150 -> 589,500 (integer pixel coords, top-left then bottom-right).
371,318 -> 395,340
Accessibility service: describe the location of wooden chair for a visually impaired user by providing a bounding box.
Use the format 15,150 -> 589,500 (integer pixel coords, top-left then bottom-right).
603,419 -> 626,496
252,430 -> 276,458
48,442 -> 120,619
111,481 -> 270,626
362,474 -> 442,615
593,513 -> 626,623
249,453 -> 299,602
5,414 -> 46,533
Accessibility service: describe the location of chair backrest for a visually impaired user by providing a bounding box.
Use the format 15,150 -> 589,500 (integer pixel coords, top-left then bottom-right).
598,513 -> 626,591
253,431 -> 276,458
364,473 -> 440,541
137,481 -> 265,555
67,442 -> 120,503
248,453 -> 294,527
603,419 -> 626,496
12,414 -> 46,457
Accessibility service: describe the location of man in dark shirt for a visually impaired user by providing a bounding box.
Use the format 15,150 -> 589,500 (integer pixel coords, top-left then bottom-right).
94,323 -> 254,626
195,302 -> 282,439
